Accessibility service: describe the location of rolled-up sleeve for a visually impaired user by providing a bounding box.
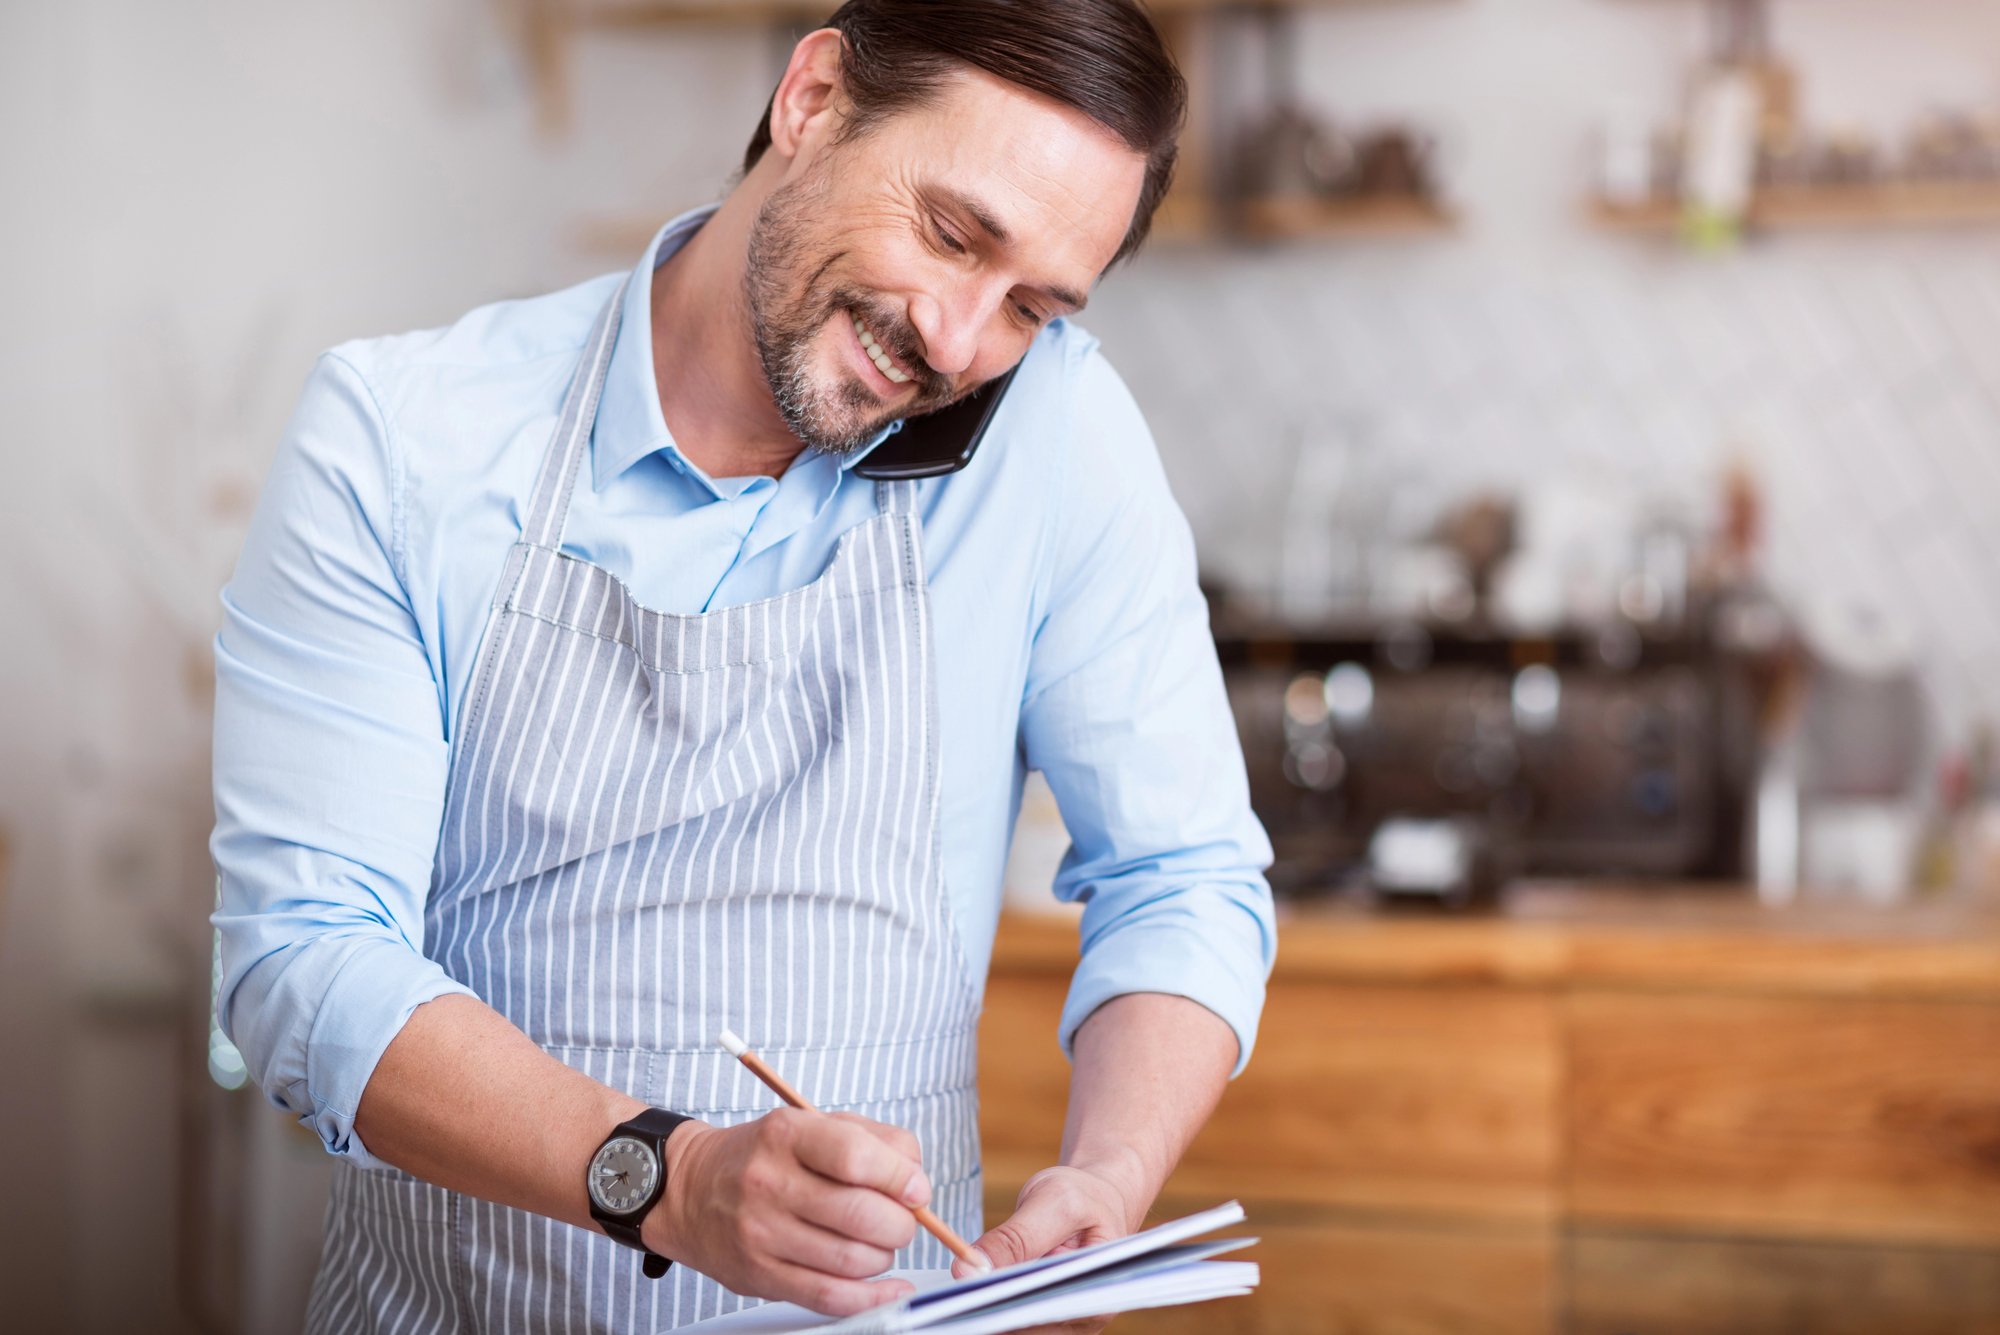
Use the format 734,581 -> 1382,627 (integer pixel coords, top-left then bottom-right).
1020,349 -> 1276,1076
211,351 -> 474,1165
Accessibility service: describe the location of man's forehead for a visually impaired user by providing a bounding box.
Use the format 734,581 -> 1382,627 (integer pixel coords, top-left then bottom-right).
885,67 -> 1146,285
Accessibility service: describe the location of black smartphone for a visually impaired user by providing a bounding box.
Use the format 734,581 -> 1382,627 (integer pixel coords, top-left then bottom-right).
852,365 -> 1019,480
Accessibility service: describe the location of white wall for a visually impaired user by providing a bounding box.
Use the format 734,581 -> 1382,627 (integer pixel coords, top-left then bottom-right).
0,2 -> 765,1327
0,0 -> 1994,1326
1087,0 -> 2000,742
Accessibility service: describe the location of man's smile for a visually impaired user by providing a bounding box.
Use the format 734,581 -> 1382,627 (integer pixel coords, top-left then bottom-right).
849,309 -> 914,388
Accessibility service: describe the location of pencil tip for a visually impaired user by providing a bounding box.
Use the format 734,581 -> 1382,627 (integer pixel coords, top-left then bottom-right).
717,1029 -> 748,1057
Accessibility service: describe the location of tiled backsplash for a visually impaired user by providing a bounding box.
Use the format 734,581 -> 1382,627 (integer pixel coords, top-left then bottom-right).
1084,237 -> 2000,749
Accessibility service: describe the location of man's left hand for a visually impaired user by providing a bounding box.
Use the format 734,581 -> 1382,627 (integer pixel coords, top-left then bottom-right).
957,1162 -> 1138,1335
962,1162 -> 1137,1275
944,993 -> 1241,1333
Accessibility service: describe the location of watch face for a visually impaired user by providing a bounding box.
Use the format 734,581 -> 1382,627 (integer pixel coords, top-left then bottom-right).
589,1136 -> 659,1216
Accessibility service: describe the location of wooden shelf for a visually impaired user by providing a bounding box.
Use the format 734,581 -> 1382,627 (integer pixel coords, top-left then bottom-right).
1146,192 -> 1221,244
1235,192 -> 1455,240
1593,179 -> 2000,234
545,0 -> 1459,244
526,0 -> 1453,132
570,191 -> 1456,257
560,0 -> 1428,29
570,0 -> 829,25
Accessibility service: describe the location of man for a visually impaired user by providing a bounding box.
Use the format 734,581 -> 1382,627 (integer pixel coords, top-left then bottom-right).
212,1 -> 1274,1330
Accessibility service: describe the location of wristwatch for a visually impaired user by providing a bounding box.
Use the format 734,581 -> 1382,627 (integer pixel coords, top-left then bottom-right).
586,1108 -> 693,1279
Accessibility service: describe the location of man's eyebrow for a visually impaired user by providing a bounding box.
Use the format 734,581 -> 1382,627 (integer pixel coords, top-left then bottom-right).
937,186 -> 1088,311
944,188 -> 1012,245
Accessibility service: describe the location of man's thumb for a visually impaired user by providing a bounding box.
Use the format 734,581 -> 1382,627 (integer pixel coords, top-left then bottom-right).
951,1243 -> 997,1279
965,1186 -> 1073,1274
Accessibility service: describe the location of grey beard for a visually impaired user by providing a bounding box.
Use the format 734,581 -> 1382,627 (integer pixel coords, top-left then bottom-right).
743,174 -> 953,456
762,322 -> 882,458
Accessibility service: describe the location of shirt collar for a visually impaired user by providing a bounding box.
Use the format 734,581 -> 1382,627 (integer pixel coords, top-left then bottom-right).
589,205 -> 896,494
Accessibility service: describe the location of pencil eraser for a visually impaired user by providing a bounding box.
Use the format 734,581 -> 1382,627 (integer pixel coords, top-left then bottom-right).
718,1029 -> 749,1057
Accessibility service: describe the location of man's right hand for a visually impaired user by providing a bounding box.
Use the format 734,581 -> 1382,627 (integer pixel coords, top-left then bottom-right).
648,1109 -> 934,1315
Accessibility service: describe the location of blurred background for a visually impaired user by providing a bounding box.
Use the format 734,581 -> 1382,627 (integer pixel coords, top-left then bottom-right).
2,0 -> 1998,1332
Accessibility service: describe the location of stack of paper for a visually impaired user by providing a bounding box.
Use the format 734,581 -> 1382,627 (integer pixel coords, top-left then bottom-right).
676,1201 -> 1258,1335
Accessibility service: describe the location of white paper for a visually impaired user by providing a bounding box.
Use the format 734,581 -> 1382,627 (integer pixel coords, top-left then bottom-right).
671,1274 -> 947,1335
669,1203 -> 1257,1335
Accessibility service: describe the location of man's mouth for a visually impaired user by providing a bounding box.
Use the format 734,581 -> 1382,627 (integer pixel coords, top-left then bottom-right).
850,311 -> 913,385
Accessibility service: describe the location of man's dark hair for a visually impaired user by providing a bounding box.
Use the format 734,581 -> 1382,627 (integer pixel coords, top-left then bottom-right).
742,0 -> 1186,266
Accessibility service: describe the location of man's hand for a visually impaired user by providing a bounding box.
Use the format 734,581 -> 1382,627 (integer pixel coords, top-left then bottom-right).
963,1163 -> 1138,1274
950,994 -> 1241,1330
649,1109 -> 934,1316
953,1163 -> 1140,1335
355,997 -> 940,1318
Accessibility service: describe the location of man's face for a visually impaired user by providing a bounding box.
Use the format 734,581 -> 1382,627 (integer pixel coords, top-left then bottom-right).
745,67 -> 1148,455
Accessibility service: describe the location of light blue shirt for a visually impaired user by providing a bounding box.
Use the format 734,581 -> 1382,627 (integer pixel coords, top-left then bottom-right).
211,209 -> 1275,1164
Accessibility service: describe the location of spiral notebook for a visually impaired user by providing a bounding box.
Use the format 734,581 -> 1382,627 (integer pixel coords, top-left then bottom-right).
671,1201 -> 1258,1335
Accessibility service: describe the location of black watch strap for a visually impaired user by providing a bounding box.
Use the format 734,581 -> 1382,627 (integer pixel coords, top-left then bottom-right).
591,1108 -> 693,1279
625,1106 -> 694,1143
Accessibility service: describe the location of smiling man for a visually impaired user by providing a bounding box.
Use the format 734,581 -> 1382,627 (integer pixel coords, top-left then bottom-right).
211,2 -> 1274,1332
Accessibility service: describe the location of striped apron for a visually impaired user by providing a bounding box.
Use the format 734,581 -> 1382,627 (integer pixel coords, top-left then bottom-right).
306,280 -> 984,1334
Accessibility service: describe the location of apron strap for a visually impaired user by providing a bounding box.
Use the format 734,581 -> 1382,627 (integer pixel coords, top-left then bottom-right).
524,280 -> 919,552
521,277 -> 631,552
875,477 -> 919,517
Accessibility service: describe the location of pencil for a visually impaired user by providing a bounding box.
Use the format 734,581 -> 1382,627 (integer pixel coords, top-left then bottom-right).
718,1028 -> 992,1274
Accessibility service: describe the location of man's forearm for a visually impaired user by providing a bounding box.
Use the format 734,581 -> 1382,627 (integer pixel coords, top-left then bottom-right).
969,990 -> 1239,1274
1062,991 -> 1238,1224
355,992 -> 645,1230
354,993 -> 935,1315
363,987 -> 1241,1283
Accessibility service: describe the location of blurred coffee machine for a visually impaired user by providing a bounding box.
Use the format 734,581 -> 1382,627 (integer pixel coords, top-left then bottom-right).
1213,475 -> 1784,901
1220,624 -> 1755,900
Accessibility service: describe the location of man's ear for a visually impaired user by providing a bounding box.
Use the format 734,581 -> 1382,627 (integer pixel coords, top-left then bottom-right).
766,28 -> 846,163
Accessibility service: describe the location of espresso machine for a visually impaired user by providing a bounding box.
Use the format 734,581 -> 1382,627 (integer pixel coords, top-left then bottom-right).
1218,621 -> 1759,902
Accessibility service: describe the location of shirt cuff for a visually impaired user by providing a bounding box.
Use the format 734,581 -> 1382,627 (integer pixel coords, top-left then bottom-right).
1057,894 -> 1275,1078
241,934 -> 477,1168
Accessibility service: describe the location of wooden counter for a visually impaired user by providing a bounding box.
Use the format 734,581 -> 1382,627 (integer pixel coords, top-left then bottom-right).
976,888 -> 2000,1334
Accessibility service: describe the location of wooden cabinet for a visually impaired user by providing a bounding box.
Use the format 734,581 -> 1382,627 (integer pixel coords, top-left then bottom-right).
977,892 -> 2000,1333
1172,982 -> 1559,1221
1108,1219 -> 1555,1335
1567,1231 -> 2000,1335
1567,991 -> 2000,1246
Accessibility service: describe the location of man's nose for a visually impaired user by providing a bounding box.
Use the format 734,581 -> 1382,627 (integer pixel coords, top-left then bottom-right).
906,286 -> 995,379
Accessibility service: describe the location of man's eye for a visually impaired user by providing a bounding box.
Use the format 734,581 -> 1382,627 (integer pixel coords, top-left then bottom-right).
1016,302 -> 1041,324
935,225 -> 965,255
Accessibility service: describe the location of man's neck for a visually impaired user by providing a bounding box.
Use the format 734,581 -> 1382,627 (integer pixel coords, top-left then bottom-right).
649,177 -> 811,482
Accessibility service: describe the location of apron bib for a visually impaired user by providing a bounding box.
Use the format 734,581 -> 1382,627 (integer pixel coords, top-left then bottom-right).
306,280 -> 983,1334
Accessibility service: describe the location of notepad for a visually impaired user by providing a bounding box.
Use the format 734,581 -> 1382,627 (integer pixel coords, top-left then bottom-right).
671,1201 -> 1258,1335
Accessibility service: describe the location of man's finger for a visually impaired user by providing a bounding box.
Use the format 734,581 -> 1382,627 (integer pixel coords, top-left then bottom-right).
968,1169 -> 1125,1275
762,1262 -> 915,1318
757,1204 -> 904,1278
828,1110 -> 924,1165
779,1165 -> 921,1254
973,1187 -> 1087,1270
791,1114 -> 932,1208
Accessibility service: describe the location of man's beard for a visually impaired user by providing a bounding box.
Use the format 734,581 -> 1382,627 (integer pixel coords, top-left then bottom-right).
744,173 -> 961,456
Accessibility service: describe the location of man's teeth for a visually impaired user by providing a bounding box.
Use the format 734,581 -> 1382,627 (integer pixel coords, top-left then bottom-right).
852,316 -> 911,384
